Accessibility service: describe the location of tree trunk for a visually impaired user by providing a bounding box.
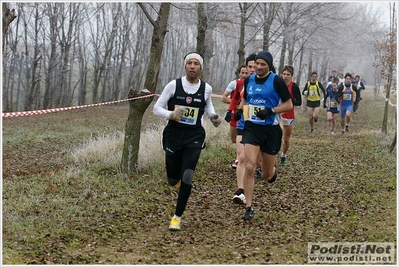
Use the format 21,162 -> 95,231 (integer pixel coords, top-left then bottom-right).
389,131 -> 396,153
2,3 -> 17,53
278,37 -> 287,74
120,3 -> 171,174
382,83 -> 391,134
237,3 -> 248,68
24,5 -> 41,111
196,3 -> 207,56
196,3 -> 208,80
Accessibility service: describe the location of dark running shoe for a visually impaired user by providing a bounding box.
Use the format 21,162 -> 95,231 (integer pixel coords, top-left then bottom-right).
345,124 -> 349,132
268,168 -> 277,183
280,156 -> 286,166
242,207 -> 254,221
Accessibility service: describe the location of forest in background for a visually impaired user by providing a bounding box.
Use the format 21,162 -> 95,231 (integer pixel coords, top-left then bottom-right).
2,2 -> 393,113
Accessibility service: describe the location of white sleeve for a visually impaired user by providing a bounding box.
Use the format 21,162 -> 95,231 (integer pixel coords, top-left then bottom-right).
204,83 -> 216,117
224,80 -> 237,94
153,80 -> 176,120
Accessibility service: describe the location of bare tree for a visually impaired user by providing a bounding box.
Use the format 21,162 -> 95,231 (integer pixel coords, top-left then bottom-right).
2,2 -> 17,111
2,2 -> 392,112
2,3 -> 17,53
261,2 -> 280,52
43,3 -> 61,109
375,3 -> 397,136
120,2 -> 171,173
196,2 -> 206,56
24,3 -> 42,111
236,3 -> 255,66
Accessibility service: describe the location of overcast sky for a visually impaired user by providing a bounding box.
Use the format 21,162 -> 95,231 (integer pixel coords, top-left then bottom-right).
367,1 -> 394,26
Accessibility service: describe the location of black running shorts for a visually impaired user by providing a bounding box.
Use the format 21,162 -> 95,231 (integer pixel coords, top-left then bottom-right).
236,129 -> 244,136
241,121 -> 282,155
306,100 -> 321,108
162,125 -> 205,155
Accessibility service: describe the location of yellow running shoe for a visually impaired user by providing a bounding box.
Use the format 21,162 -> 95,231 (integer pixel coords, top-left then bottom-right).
169,217 -> 181,231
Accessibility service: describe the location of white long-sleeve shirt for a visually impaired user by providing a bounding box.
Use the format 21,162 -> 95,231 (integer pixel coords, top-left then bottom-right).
153,76 -> 216,123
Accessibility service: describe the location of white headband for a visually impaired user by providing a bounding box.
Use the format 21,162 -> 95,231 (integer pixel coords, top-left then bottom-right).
184,53 -> 203,69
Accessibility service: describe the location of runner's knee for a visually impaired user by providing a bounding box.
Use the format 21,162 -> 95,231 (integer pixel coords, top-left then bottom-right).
182,169 -> 194,185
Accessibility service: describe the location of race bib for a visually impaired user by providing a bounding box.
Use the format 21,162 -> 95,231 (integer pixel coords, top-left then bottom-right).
343,93 -> 352,100
248,104 -> 265,122
175,105 -> 199,125
330,101 -> 337,107
310,90 -> 318,97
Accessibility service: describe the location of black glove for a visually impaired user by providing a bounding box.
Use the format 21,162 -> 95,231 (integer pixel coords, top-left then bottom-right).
323,103 -> 327,108
234,109 -> 243,121
224,110 -> 232,122
255,108 -> 272,120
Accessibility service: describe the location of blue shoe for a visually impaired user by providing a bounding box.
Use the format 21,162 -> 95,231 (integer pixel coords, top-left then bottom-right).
242,207 -> 254,220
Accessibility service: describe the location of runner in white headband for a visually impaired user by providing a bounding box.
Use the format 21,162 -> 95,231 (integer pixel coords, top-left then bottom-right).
184,52 -> 203,69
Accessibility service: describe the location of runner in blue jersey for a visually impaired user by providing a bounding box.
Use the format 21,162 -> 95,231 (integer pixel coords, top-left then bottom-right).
323,79 -> 340,134
234,51 -> 292,221
338,73 -> 358,134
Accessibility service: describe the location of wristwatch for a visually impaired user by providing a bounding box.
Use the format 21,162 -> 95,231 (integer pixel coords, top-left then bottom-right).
271,107 -> 276,114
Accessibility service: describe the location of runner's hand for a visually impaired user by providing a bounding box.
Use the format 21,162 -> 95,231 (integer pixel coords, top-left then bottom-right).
234,109 -> 243,121
255,108 -> 272,120
210,114 -> 221,127
169,107 -> 187,121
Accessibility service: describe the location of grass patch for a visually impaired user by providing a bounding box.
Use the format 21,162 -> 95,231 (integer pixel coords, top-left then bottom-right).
2,90 -> 396,264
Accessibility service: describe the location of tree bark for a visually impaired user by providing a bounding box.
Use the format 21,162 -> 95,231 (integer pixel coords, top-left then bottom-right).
389,131 -> 396,153
2,3 -> 17,53
237,3 -> 248,68
120,3 -> 171,174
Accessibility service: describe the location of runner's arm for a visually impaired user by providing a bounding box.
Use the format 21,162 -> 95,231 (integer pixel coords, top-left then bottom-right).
292,83 -> 302,106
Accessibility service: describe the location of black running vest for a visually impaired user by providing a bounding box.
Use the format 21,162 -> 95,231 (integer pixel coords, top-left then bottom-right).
167,78 -> 206,128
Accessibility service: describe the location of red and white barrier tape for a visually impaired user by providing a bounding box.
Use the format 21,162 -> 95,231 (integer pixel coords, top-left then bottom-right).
2,93 -> 155,118
2,92 -> 224,118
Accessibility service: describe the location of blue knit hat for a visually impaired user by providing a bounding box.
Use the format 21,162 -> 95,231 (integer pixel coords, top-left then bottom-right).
255,51 -> 273,69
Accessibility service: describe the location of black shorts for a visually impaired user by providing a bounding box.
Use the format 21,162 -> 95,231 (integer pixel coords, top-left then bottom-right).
241,121 -> 282,155
237,129 -> 244,136
307,100 -> 321,108
162,125 -> 205,155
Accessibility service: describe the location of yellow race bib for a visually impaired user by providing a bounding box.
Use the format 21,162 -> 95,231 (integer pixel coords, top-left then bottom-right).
174,105 -> 199,125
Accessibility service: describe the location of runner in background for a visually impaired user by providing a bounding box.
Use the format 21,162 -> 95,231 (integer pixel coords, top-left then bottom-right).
302,71 -> 326,133
338,73 -> 358,134
230,54 -> 257,205
323,79 -> 340,134
279,65 -> 302,166
351,74 -> 365,122
222,64 -> 249,169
